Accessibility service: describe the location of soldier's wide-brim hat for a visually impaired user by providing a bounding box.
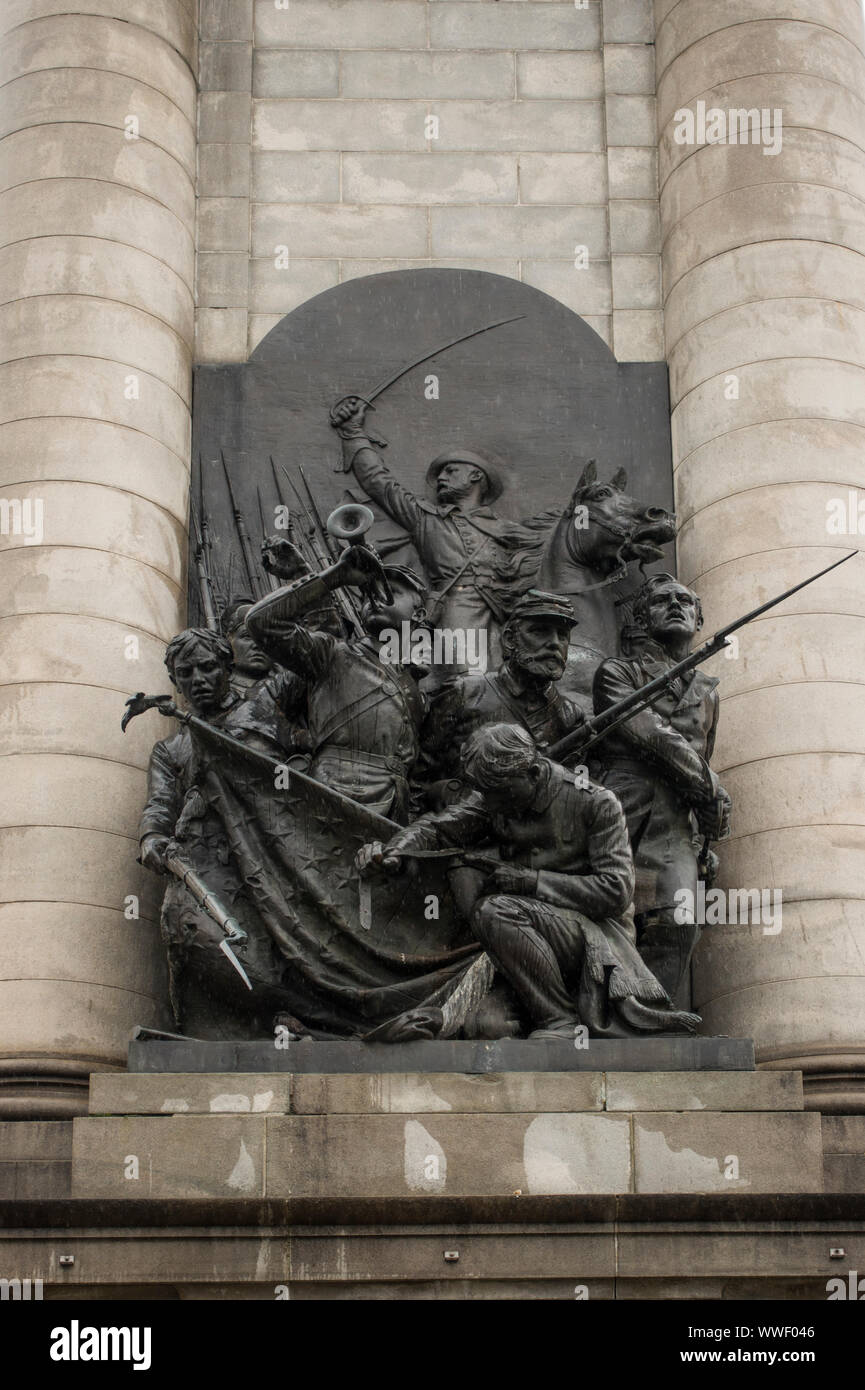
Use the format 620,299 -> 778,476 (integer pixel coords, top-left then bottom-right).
425,448 -> 506,502
505,589 -> 579,627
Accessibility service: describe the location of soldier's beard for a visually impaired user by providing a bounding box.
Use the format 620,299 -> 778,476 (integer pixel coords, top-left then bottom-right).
437,480 -> 475,506
512,644 -> 567,680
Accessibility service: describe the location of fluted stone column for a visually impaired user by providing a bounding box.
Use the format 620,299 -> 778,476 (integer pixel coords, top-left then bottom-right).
655,0 -> 865,1108
0,1 -> 197,1116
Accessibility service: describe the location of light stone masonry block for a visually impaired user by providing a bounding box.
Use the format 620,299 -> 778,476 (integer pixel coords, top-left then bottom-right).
670,359 -> 865,462
669,298 -> 865,403
605,1072 -> 804,1112
342,153 -> 517,205
252,151 -> 340,203
198,198 -> 249,252
822,1115 -> 865,1152
252,203 -> 429,259
607,146 -> 657,198
89,1074 -> 292,1116
661,132 -> 865,237
0,180 -> 194,282
430,2 -> 601,51
249,257 -> 339,314
0,355 -> 190,459
609,199 -> 660,252
0,69 -> 196,176
603,44 -> 656,95
656,22 -> 864,133
197,252 -> 249,308
824,1155 -> 865,1193
611,254 -> 661,309
0,548 -> 181,635
436,100 -> 603,152
0,14 -> 195,112
254,0 -> 427,49
431,205 -> 608,258
0,297 -> 191,401
0,235 -> 193,344
195,307 -> 248,362
0,418 -> 189,523
72,1116 -> 267,1197
0,122 -> 194,225
198,143 -> 251,197
254,99 -> 604,154
341,50 -> 514,100
633,1112 -> 823,1193
613,309 -> 664,360
201,0 -> 253,41
603,0 -> 654,44
519,152 -> 607,205
254,99 -> 427,152
199,41 -> 252,92
0,683 -> 158,771
521,261 -> 612,317
0,823 -> 152,918
253,49 -> 339,98
0,979 -> 163,1076
291,1072 -> 604,1114
265,1112 -> 632,1197
199,91 -> 251,144
516,51 -> 603,100
0,1121 -> 72,1160
664,241 -> 865,354
605,94 -> 657,146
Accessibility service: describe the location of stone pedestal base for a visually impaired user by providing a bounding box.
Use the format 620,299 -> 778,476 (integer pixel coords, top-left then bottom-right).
3,1069 -> 865,1298
76,1068 -> 818,1201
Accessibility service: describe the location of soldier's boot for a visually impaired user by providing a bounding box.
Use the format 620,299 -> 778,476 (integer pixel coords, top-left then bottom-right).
637,907 -> 700,1003
472,895 -> 579,1038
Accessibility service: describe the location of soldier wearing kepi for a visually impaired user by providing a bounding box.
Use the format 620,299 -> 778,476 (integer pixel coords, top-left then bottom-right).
221,597 -> 310,760
593,573 -> 732,1002
246,538 -> 429,821
357,723 -> 699,1039
422,589 -> 587,788
329,397 -> 549,670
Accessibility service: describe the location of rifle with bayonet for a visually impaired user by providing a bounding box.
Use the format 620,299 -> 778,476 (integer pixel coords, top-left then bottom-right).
220,449 -> 266,600
276,460 -> 367,638
163,846 -> 252,990
190,496 -> 218,631
548,550 -> 858,766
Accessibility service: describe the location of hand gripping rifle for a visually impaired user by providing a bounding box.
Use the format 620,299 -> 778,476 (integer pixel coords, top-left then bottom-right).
547,550 -> 858,767
164,846 -> 252,991
122,694 -> 253,989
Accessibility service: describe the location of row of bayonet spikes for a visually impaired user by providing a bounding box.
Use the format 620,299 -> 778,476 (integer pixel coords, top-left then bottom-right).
191,451 -> 364,637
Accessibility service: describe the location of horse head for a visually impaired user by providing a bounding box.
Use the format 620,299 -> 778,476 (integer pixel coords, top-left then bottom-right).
537,460 -> 676,593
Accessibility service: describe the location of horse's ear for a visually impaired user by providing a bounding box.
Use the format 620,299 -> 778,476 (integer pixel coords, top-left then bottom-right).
610,467 -> 628,491
576,459 -> 597,489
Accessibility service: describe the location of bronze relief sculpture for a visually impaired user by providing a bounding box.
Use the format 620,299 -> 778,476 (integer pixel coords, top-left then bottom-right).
127,274 -> 852,1050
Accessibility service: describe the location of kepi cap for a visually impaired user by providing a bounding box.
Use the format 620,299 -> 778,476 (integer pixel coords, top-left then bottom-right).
505,589 -> 578,627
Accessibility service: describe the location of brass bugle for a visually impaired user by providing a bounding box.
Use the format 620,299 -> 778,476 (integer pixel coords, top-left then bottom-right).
326,502 -> 375,543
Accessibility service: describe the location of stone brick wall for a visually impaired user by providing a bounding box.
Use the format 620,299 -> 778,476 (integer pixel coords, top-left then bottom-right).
195,0 -> 662,362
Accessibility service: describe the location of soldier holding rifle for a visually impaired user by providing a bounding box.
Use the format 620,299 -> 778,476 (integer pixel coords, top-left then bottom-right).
246,538 -> 429,820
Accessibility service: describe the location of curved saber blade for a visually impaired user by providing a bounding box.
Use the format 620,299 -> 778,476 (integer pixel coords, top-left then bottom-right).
364,313 -> 526,403
332,313 -> 526,465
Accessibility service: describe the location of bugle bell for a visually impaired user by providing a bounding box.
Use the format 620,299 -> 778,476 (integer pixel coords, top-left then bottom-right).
326,502 -> 375,544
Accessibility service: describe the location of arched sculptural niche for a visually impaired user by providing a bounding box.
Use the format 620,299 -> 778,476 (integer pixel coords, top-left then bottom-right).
129,269 -> 737,1047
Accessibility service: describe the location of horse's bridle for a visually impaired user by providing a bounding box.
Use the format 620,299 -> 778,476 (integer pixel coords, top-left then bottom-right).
565,501 -> 641,593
